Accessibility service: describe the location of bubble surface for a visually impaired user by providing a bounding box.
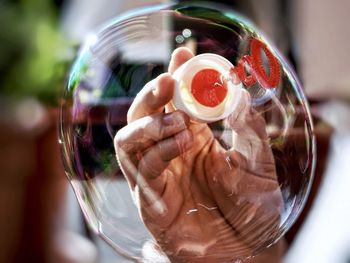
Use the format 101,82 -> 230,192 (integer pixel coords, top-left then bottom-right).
60,3 -> 315,262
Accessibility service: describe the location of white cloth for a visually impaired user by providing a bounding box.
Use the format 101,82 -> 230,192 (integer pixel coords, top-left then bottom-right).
292,0 -> 350,100
285,132 -> 350,263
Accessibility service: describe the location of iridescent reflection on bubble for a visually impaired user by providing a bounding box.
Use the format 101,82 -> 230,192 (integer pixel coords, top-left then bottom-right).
59,2 -> 315,262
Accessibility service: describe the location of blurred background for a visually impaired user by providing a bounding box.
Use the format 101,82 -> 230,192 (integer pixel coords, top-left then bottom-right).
0,0 -> 349,262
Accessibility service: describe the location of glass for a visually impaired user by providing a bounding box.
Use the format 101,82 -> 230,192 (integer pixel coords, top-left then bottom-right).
59,2 -> 315,262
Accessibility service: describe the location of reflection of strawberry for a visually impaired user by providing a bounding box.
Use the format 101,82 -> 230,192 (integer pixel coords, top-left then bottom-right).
191,69 -> 228,107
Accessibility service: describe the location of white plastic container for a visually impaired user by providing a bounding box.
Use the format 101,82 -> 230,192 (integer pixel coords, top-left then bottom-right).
172,53 -> 243,123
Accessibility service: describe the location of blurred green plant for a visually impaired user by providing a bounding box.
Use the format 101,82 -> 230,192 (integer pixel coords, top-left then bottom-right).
0,0 -> 74,106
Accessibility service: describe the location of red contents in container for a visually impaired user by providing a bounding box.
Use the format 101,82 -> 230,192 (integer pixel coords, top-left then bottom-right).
191,68 -> 228,107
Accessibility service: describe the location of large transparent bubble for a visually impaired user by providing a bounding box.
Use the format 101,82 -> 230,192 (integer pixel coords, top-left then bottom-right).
59,2 -> 315,262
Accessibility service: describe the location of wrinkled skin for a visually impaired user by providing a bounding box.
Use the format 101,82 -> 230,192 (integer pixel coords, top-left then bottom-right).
114,48 -> 283,263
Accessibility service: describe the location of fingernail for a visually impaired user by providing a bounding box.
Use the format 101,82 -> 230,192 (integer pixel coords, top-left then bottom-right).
163,112 -> 187,129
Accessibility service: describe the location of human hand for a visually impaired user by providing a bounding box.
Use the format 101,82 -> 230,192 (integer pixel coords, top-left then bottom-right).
114,48 -> 283,262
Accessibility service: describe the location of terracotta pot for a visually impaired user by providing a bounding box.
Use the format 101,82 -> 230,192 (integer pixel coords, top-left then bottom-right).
0,101 -> 97,263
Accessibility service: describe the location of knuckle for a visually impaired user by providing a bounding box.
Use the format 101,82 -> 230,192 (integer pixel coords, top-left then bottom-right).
126,107 -> 135,123
140,157 -> 161,179
174,129 -> 192,153
143,115 -> 163,140
113,130 -> 123,149
157,141 -> 170,162
114,127 -> 129,150
144,91 -> 158,108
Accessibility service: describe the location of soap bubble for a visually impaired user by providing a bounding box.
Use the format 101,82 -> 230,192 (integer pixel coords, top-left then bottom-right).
59,2 -> 315,262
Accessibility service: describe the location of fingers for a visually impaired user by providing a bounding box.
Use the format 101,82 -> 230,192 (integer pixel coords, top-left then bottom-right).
115,111 -> 190,155
168,47 -> 194,74
224,89 -> 275,179
128,73 -> 175,123
226,89 -> 251,133
227,89 -> 268,140
115,127 -> 193,208
114,110 -> 192,193
135,128 -> 192,208
128,47 -> 194,123
139,129 -> 193,180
